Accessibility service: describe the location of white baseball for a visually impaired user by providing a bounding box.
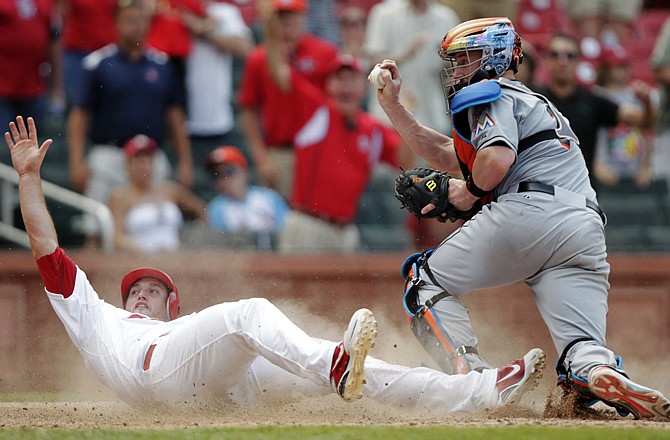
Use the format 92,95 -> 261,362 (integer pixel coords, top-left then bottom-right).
368,66 -> 387,89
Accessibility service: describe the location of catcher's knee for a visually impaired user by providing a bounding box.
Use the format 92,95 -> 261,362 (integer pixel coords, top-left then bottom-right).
402,251 -> 485,374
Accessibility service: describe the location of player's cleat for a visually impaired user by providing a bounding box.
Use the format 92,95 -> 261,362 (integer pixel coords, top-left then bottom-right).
330,308 -> 378,402
496,348 -> 546,405
588,366 -> 670,419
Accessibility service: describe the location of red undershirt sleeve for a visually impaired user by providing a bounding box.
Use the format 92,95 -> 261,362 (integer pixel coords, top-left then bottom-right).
35,247 -> 77,298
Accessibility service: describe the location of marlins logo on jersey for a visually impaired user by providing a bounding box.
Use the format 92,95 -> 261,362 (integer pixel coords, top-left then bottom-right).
473,112 -> 496,137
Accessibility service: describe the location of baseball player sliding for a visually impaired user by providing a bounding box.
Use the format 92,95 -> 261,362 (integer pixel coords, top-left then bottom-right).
373,17 -> 670,419
6,115 -> 545,412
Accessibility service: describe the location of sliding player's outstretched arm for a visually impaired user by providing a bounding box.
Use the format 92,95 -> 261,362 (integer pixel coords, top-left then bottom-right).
4,116 -> 57,259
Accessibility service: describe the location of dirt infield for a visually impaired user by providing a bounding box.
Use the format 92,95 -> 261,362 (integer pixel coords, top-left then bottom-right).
1,301 -> 669,430
2,395 -> 670,429
1,251 -> 669,429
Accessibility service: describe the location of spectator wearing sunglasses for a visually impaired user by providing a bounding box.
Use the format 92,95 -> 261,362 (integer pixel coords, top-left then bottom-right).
533,33 -> 654,182
205,146 -> 289,234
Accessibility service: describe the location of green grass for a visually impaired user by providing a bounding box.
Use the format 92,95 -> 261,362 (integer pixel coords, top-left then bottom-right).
0,426 -> 669,440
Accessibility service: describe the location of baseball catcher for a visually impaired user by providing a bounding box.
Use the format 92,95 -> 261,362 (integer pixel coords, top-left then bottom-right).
373,15 -> 670,420
395,167 -> 482,222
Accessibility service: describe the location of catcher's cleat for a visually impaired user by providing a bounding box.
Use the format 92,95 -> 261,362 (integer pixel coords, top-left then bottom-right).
330,308 -> 378,402
588,366 -> 670,419
496,348 -> 546,405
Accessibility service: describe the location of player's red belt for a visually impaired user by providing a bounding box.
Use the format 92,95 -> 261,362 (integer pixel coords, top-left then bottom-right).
143,344 -> 157,371
517,182 -> 606,224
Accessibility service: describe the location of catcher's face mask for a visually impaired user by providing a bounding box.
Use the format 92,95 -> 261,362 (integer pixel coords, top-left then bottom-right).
438,17 -> 520,114
440,49 -> 485,100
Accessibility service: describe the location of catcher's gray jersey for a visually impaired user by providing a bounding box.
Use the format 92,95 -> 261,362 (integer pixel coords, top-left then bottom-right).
416,77 -> 614,380
469,78 -> 596,202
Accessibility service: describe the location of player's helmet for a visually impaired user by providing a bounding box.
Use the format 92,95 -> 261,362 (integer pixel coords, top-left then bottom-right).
438,17 -> 523,113
121,268 -> 180,321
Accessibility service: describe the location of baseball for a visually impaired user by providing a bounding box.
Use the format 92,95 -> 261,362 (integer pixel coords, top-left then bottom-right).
368,66 -> 386,89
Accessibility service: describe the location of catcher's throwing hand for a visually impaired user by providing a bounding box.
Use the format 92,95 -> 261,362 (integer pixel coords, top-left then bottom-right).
395,167 -> 482,223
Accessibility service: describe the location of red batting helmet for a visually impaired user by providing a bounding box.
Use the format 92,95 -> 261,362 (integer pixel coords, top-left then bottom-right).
121,268 -> 180,321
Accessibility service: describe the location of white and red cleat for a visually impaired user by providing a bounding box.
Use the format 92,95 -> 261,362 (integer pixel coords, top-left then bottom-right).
330,308 -> 378,402
588,366 -> 670,419
496,348 -> 546,405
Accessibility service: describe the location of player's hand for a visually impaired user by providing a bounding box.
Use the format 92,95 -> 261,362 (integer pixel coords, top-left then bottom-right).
447,178 -> 478,212
375,60 -> 403,108
4,116 -> 52,178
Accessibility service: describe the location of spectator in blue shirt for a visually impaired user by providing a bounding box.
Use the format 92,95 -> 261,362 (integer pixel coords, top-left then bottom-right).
206,146 -> 288,235
67,0 -> 193,205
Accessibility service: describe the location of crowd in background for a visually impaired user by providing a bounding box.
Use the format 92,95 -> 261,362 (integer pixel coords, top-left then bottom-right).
1,0 -> 669,254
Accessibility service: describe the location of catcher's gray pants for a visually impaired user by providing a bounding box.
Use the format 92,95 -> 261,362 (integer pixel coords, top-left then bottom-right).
417,191 -> 618,380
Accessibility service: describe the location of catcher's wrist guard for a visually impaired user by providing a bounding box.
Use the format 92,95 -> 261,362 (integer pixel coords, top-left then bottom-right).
395,167 -> 482,223
465,174 -> 491,198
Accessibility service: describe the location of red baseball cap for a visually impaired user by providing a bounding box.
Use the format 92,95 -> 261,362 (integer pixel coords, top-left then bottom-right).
205,146 -> 248,171
271,0 -> 307,13
123,134 -> 159,157
121,267 -> 180,320
327,54 -> 363,75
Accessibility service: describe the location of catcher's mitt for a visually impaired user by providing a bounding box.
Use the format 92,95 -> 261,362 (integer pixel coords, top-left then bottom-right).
394,167 -> 481,222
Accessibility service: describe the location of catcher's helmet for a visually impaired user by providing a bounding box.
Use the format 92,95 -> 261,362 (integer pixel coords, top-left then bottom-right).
438,17 -> 522,113
121,268 -> 180,321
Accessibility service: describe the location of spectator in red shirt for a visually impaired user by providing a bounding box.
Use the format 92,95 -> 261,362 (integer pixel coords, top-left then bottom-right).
261,5 -> 405,253
0,0 -> 63,132
57,0 -> 117,105
238,0 -> 338,200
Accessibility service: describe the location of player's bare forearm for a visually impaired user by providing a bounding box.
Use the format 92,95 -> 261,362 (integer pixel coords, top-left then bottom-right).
5,117 -> 58,259
382,103 -> 458,172
20,174 -> 59,258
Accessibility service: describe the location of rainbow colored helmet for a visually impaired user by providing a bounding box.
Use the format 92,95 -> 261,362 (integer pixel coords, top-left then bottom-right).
438,17 -> 522,113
